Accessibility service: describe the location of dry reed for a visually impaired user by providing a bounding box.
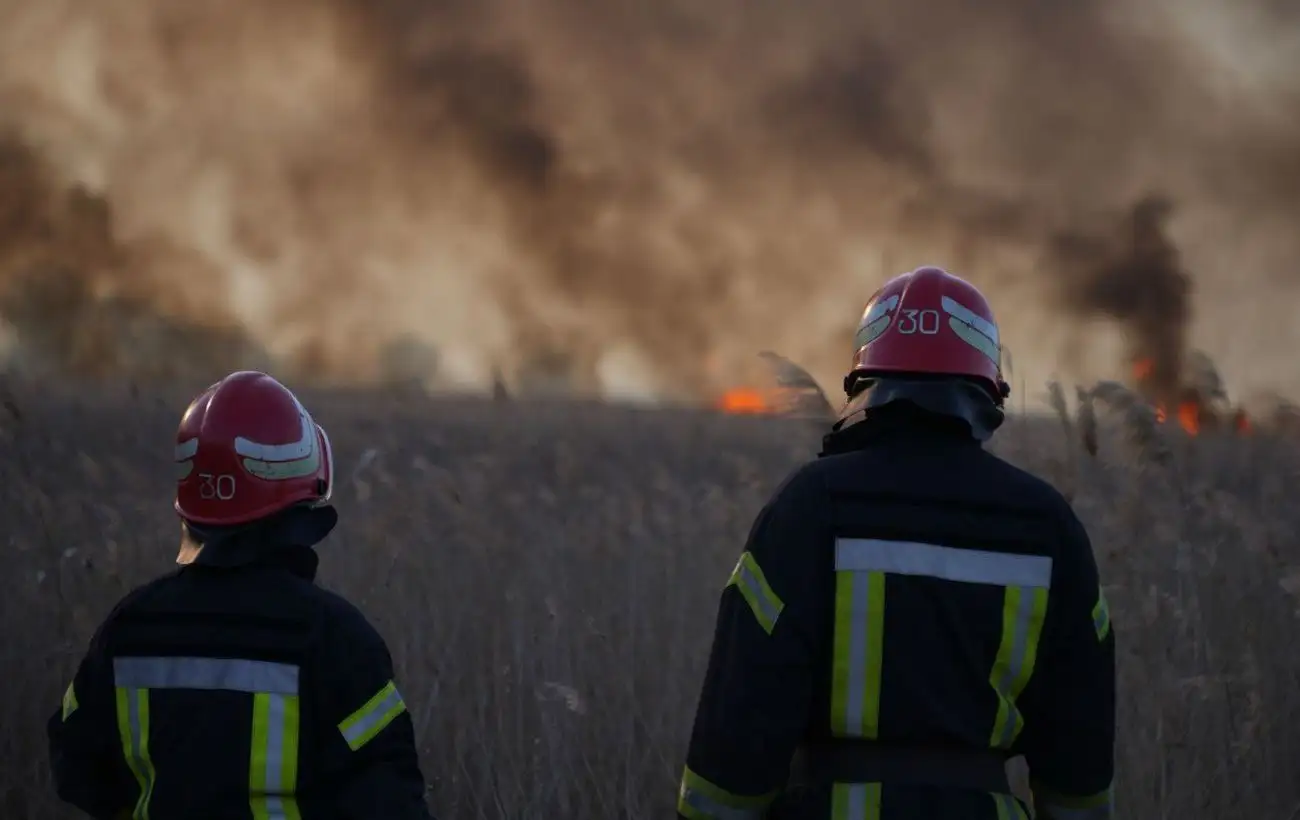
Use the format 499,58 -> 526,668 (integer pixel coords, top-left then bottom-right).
2,380 -> 1298,819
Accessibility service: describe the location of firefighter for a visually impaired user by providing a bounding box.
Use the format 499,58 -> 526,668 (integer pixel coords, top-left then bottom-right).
677,266 -> 1115,820
48,371 -> 434,819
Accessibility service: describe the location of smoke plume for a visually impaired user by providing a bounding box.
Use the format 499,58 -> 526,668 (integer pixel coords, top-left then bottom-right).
0,0 -> 1297,402
1049,195 -> 1191,405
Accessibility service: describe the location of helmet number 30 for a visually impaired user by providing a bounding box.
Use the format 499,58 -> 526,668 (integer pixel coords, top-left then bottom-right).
895,308 -> 941,335
198,473 -> 237,501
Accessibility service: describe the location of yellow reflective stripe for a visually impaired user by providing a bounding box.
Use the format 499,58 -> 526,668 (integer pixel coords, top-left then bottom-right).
676,766 -> 776,819
250,693 -> 302,820
725,551 -> 785,635
989,585 -> 1049,748
1092,588 -> 1111,641
830,570 -> 886,738
992,792 -> 1030,820
338,680 -> 407,751
830,782 -> 882,820
114,687 -> 155,820
62,681 -> 78,721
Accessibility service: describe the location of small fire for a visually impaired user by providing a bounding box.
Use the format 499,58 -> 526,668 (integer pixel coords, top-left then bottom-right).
715,387 -> 776,414
1130,356 -> 1252,436
1146,399 -> 1201,436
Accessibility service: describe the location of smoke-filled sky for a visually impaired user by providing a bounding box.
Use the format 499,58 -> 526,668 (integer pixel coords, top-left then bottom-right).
0,0 -> 1297,404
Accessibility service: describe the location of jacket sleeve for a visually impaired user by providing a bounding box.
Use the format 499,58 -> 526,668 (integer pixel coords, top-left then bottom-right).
1016,505 -> 1116,820
47,612 -> 136,820
314,603 -> 435,820
678,469 -> 826,820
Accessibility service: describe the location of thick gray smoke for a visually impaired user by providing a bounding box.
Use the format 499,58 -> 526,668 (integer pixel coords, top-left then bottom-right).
0,0 -> 1297,403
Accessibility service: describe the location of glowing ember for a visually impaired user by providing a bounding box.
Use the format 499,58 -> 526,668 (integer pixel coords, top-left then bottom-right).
1176,402 -> 1200,436
715,387 -> 774,414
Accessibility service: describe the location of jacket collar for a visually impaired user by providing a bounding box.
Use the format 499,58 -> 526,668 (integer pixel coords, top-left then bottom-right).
179,505 -> 337,581
821,401 -> 981,457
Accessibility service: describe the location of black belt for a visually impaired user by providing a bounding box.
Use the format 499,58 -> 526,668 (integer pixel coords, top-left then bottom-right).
789,740 -> 1011,794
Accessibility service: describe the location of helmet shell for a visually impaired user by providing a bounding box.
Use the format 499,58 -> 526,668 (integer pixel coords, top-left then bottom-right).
846,266 -> 1009,403
174,371 -> 334,526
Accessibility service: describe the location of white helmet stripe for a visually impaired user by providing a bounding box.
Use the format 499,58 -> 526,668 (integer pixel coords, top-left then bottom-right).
233,395 -> 315,462
174,438 -> 199,461
941,296 -> 999,345
942,295 -> 1000,364
862,294 -> 900,328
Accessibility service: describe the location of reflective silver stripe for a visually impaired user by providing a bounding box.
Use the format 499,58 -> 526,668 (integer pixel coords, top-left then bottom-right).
835,538 -> 1052,588
234,397 -> 316,461
735,561 -> 781,628
264,695 -> 289,818
339,683 -> 405,749
841,783 -> 869,816
727,552 -> 784,634
113,657 -> 300,694
678,786 -> 764,820
116,686 -> 155,814
833,568 -> 884,737
125,689 -> 146,767
266,695 -> 286,791
250,691 -> 302,820
943,294 -> 999,344
992,589 -> 1043,747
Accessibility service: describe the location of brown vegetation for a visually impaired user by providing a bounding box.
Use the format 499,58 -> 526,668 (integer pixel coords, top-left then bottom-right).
2,379 -> 1298,818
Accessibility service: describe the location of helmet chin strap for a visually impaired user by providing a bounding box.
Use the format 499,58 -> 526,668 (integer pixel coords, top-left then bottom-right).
836,377 -> 1006,442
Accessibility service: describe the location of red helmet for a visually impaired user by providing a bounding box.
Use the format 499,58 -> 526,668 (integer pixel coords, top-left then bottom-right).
846,266 -> 1009,403
174,371 -> 334,527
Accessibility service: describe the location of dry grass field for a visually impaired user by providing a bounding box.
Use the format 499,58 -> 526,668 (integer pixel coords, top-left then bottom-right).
2,378 -> 1298,819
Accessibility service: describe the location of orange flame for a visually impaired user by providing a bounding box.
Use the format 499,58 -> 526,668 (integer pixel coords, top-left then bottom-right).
1132,354 -> 1253,437
714,387 -> 775,414
1151,402 -> 1201,435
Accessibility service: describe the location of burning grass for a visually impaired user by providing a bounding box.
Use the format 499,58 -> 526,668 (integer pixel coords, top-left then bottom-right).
2,380 -> 1299,818
714,386 -> 778,415
1128,356 -> 1252,438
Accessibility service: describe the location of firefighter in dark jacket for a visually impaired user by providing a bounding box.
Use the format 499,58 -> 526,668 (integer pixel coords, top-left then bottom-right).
678,266 -> 1115,820
49,371 -> 434,820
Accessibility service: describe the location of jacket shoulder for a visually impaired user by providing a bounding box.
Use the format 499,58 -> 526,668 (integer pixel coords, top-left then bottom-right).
978,448 -> 1078,517
308,585 -> 391,652
102,567 -> 185,619
813,434 -> 1078,524
764,456 -> 836,509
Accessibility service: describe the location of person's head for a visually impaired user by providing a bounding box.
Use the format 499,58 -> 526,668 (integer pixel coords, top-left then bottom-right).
841,265 -> 1010,440
173,371 -> 334,564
